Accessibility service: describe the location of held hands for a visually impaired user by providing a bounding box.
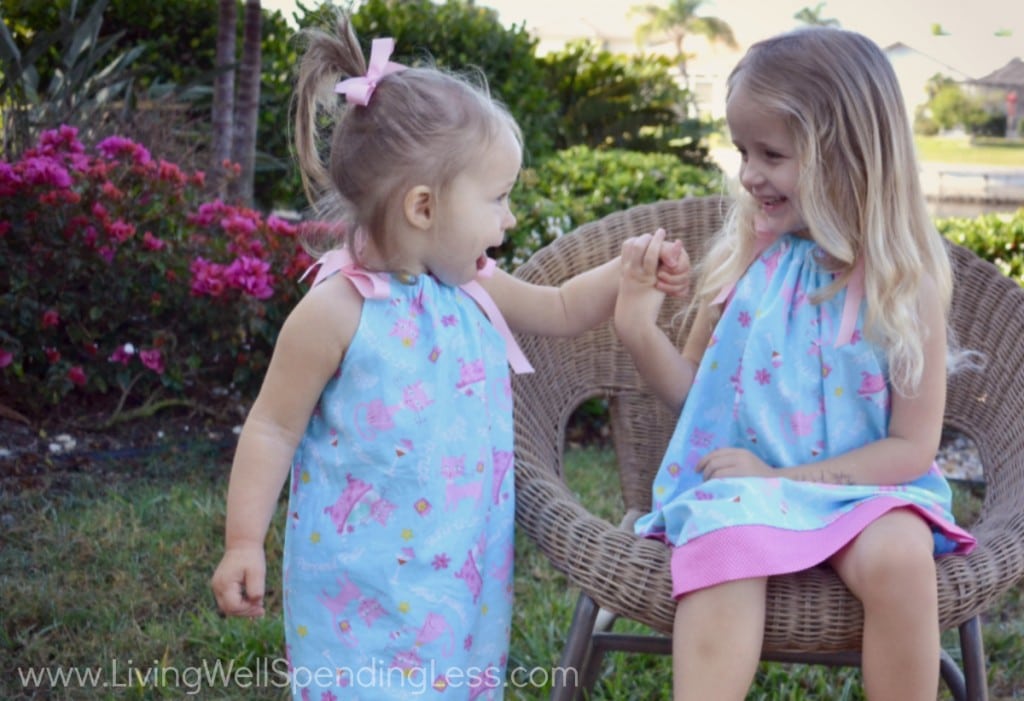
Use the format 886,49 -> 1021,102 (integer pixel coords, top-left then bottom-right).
210,545 -> 268,618
616,228 -> 691,332
648,228 -> 690,297
697,448 -> 773,480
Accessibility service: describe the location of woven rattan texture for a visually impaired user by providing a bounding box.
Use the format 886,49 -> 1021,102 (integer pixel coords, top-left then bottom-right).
511,195 -> 1024,652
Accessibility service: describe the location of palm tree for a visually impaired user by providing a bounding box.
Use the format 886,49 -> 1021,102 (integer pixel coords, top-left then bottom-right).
211,0 -> 261,206
794,3 -> 840,27
210,0 -> 237,199
228,0 -> 262,205
631,0 -> 737,81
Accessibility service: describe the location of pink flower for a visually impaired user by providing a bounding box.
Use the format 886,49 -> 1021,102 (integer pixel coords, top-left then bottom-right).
42,309 -> 60,328
755,368 -> 771,385
142,231 -> 166,251
67,366 -> 87,386
267,214 -> 298,237
101,181 -> 124,200
189,200 -> 229,227
37,125 -> 83,157
139,348 -> 165,374
20,156 -> 72,189
96,135 -> 152,166
190,257 -> 228,297
106,219 -> 136,243
0,348 -> 13,368
231,237 -> 266,259
108,343 -> 135,365
220,211 -> 258,237
91,201 -> 110,222
81,225 -> 99,248
157,159 -> 186,186
45,347 -> 61,363
86,160 -> 114,181
0,162 -> 23,196
224,255 -> 274,299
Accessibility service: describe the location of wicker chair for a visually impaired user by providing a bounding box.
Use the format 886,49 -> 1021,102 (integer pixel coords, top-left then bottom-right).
511,195 -> 1024,701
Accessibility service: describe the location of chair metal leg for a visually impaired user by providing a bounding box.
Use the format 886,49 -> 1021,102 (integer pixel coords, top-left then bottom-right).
552,603 -> 989,701
940,648 -> 967,701
960,616 -> 989,701
576,607 -> 620,695
551,592 -> 600,701
577,644 -> 607,699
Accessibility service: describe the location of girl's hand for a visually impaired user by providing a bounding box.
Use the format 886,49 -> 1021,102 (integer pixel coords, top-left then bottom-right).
697,448 -> 773,480
211,546 -> 268,618
652,231 -> 691,298
618,229 -> 672,331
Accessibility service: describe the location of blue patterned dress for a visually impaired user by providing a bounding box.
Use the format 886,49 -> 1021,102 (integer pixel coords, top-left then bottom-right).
282,257 -> 518,700
634,234 -> 975,597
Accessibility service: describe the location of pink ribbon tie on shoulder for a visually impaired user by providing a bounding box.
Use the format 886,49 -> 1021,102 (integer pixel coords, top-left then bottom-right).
299,248 -> 390,299
334,37 -> 406,106
300,251 -> 533,374
460,259 -> 535,374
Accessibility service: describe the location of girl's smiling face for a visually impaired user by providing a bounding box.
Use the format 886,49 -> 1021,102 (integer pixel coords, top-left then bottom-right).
726,85 -> 806,237
426,126 -> 521,286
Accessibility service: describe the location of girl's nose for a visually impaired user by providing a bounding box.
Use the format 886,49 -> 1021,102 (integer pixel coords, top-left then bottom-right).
503,208 -> 516,231
739,161 -> 763,190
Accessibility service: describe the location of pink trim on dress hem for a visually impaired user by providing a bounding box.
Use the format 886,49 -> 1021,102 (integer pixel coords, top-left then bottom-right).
668,497 -> 976,597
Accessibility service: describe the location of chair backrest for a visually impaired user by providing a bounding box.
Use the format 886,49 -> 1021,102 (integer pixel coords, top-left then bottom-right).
943,244 -> 1024,530
512,196 -> 729,513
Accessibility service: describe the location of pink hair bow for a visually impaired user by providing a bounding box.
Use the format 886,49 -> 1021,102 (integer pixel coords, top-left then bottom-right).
334,37 -> 406,106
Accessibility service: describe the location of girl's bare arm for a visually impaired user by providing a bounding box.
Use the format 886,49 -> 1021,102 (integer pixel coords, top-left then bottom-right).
480,230 -> 688,339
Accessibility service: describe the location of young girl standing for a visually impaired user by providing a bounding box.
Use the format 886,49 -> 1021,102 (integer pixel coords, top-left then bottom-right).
210,14 -> 684,701
615,27 -> 976,701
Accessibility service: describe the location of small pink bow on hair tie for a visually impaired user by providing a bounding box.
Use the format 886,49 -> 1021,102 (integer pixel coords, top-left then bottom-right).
334,37 -> 406,106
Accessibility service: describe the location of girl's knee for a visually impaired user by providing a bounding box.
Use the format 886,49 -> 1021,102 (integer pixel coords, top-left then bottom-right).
832,510 -> 937,596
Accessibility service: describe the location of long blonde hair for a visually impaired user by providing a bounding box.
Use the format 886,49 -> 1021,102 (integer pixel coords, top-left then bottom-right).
700,27 -> 952,395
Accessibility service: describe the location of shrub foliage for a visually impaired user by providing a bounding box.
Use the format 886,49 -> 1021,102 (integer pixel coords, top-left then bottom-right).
0,126 -> 311,423
938,209 -> 1024,286
502,145 -> 722,266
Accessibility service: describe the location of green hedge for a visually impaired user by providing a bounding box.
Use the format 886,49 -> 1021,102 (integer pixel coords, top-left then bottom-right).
499,145 -> 723,267
939,208 -> 1024,286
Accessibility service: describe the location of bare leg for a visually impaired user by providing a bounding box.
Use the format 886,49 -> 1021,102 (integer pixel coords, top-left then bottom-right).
829,509 -> 939,701
672,577 -> 767,701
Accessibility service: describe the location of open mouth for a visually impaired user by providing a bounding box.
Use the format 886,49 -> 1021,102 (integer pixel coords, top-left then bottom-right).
476,254 -> 487,270
761,196 -> 787,211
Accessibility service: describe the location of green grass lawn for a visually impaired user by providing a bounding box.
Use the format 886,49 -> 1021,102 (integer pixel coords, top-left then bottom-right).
915,136 -> 1024,166
711,132 -> 1024,168
2,439 -> 1022,700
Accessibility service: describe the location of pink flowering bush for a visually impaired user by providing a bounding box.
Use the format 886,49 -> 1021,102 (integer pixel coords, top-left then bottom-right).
0,126 -> 314,422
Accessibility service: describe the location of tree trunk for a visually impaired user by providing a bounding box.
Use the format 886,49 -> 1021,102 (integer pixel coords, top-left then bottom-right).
210,0 -> 237,199
228,0 -> 262,206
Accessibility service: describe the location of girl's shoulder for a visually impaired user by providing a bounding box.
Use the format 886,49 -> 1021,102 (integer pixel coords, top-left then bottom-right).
283,273 -> 365,359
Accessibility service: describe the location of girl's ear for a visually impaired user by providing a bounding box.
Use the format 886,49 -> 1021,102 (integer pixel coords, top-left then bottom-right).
404,185 -> 434,230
